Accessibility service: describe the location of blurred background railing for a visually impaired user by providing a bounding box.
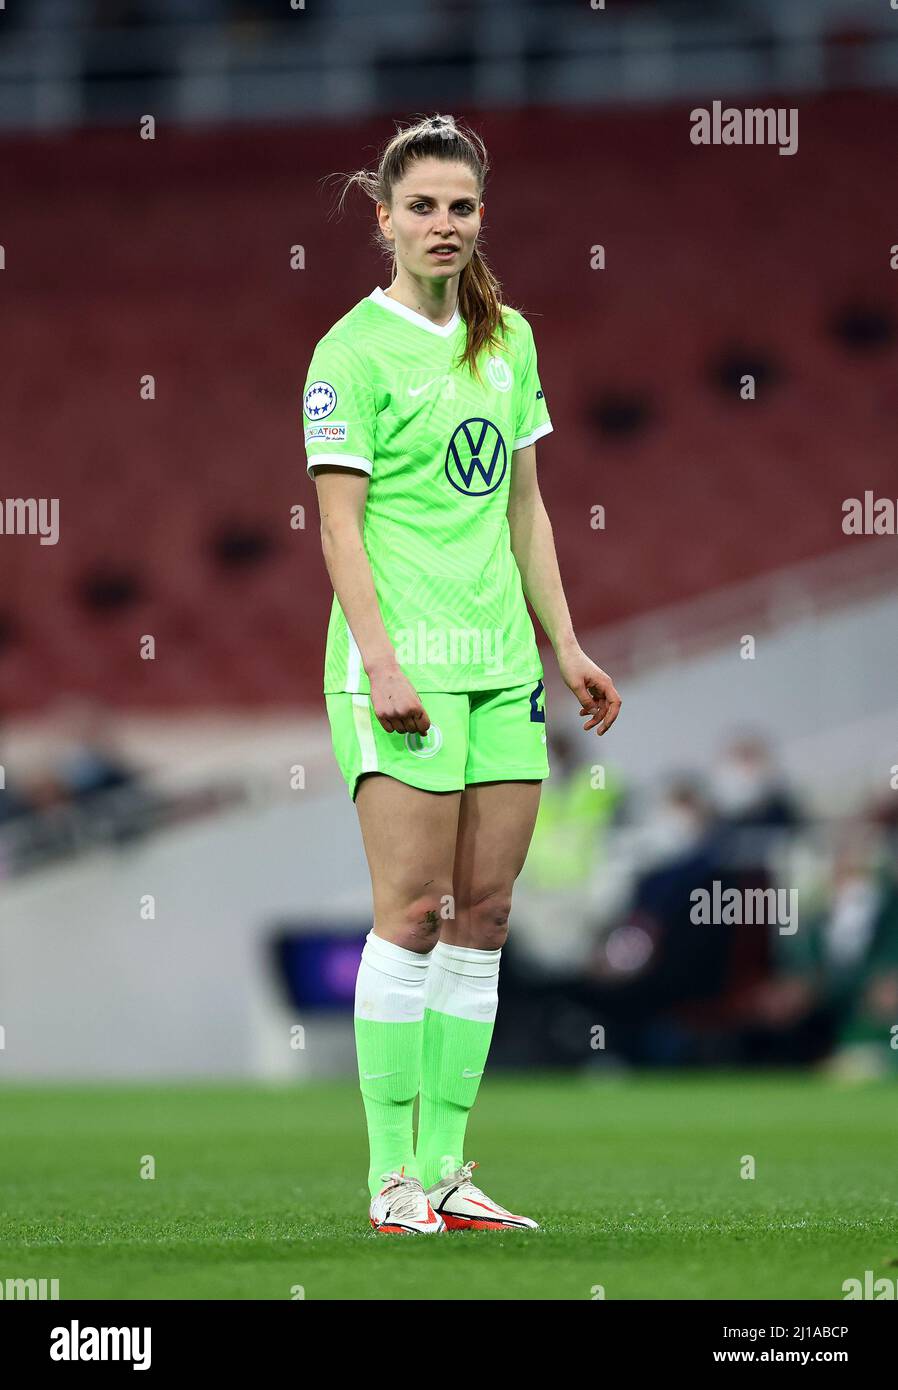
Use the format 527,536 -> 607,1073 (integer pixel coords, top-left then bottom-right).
4,0 -> 898,130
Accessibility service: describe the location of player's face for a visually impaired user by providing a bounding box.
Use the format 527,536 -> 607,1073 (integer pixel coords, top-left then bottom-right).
379,159 -> 483,281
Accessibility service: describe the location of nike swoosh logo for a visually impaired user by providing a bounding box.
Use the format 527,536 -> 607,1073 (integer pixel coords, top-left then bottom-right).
461,1068 -> 484,1078
408,376 -> 444,397
363,1070 -> 399,1080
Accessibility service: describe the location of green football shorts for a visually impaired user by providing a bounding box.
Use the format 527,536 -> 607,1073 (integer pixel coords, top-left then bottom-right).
325,680 -> 550,800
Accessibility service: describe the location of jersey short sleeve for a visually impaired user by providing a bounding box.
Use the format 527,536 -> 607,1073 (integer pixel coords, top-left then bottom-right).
513,318 -> 553,453
303,333 -> 376,477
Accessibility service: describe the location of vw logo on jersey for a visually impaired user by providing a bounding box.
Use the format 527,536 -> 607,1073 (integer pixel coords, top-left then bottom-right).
486,356 -> 513,392
304,380 -> 337,420
405,723 -> 443,759
445,418 -> 507,496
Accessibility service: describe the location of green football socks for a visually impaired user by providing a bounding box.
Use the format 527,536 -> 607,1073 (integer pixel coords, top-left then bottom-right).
354,930 -> 430,1198
416,941 -> 501,1189
354,931 -> 502,1197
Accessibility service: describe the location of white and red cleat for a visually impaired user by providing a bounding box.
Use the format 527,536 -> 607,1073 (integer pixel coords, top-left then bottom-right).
425,1161 -> 539,1231
369,1168 -> 446,1234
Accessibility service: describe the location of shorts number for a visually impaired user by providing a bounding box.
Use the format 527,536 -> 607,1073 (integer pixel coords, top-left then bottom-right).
529,680 -> 545,723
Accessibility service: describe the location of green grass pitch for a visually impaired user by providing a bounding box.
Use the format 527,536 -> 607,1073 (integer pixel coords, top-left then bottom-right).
1,1072 -> 896,1300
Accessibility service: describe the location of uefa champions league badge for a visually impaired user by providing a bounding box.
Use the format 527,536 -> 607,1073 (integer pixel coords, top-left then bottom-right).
304,380 -> 338,420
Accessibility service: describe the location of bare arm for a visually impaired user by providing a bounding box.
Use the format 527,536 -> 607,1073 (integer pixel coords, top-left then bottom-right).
314,466 -> 394,672
507,445 -> 622,735
505,443 -> 578,659
312,466 -> 430,734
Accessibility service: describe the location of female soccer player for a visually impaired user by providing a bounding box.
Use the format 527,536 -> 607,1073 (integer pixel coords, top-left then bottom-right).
303,113 -> 621,1234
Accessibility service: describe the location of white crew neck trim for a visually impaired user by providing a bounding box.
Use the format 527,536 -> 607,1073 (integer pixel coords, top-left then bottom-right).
369,285 -> 461,338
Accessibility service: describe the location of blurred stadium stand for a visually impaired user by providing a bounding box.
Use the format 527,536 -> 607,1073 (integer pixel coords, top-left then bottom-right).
2,98 -> 898,715
4,0 -> 898,129
1,0 -> 897,1081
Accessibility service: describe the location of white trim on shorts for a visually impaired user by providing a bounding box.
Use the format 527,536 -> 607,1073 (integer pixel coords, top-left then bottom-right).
351,693 -> 379,777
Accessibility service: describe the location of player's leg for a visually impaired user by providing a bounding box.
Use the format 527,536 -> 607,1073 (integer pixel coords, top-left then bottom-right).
325,688 -> 467,1229
415,778 -> 541,1199
355,769 -> 461,951
352,772 -> 461,1227
416,680 -> 548,1228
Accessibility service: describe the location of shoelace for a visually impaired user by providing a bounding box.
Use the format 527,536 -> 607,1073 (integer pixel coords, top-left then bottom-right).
452,1160 -> 509,1213
378,1171 -> 430,1222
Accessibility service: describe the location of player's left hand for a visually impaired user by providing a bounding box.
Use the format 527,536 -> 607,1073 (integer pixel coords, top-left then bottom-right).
558,647 -> 622,735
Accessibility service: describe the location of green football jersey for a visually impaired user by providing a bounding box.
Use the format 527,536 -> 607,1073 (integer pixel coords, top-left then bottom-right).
303,285 -> 553,694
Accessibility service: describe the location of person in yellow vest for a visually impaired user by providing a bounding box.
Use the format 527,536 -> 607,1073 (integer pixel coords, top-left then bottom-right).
513,725 -> 624,971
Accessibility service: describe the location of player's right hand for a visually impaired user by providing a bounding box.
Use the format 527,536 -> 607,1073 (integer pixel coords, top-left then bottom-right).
367,660 -> 431,736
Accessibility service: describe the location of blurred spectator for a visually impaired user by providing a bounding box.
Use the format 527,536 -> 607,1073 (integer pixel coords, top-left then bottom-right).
0,697 -> 152,868
51,695 -> 139,804
0,726 -> 35,826
524,726 -> 622,889
499,773 -> 743,1066
741,829 -> 898,1075
510,725 -> 623,973
711,728 -> 806,834
500,753 -> 829,1070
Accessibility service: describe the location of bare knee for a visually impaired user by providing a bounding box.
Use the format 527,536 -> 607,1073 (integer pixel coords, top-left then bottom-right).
464,888 -> 514,950
387,889 -> 453,953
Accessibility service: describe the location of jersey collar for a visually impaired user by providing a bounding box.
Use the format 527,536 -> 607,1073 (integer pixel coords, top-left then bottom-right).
369,285 -> 461,338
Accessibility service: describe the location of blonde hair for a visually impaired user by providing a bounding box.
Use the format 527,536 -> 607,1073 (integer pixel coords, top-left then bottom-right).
330,113 -> 506,381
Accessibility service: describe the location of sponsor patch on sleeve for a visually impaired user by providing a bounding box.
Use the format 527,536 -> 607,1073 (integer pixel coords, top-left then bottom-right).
305,421 -> 348,444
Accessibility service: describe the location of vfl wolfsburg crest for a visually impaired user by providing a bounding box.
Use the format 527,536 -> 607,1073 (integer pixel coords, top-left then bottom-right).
486,356 -> 513,392
404,724 -> 443,759
445,417 -> 507,496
